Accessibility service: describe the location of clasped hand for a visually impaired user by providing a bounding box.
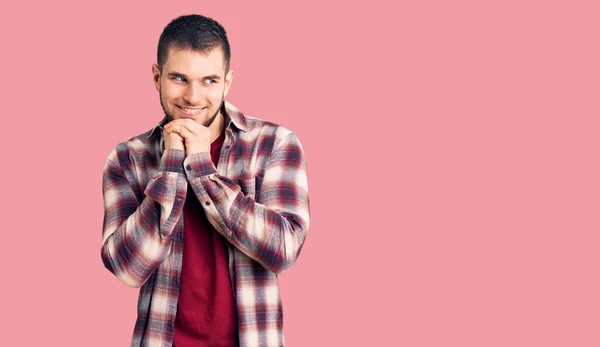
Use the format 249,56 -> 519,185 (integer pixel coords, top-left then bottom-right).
163,119 -> 211,157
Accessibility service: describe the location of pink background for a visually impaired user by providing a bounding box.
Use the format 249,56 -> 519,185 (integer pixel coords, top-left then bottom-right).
1,0 -> 599,345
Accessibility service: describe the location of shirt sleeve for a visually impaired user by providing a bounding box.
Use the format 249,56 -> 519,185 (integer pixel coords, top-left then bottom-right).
101,148 -> 188,287
183,132 -> 311,275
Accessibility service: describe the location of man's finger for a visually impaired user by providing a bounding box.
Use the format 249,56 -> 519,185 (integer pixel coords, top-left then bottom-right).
169,131 -> 184,140
166,121 -> 193,134
166,118 -> 205,133
171,125 -> 194,140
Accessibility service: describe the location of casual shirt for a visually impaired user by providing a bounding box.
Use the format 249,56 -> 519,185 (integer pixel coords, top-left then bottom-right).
101,101 -> 310,347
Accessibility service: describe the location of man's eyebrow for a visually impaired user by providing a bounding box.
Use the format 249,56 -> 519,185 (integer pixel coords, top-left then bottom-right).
167,72 -> 188,78
202,75 -> 221,80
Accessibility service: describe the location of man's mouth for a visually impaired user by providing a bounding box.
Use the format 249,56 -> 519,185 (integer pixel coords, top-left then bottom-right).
177,105 -> 205,115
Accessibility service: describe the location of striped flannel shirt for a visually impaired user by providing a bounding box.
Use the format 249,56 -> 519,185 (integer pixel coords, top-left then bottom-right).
101,101 -> 310,347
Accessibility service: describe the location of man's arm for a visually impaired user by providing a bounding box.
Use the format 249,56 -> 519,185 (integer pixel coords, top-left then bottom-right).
184,132 -> 310,275
101,148 -> 188,287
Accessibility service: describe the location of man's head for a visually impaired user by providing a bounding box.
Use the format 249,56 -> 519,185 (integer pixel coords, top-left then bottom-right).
152,14 -> 233,127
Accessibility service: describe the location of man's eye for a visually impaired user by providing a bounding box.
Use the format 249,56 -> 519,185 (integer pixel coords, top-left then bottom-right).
205,79 -> 216,84
173,76 -> 186,82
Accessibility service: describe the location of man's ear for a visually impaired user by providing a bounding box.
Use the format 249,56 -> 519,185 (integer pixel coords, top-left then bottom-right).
152,64 -> 161,92
223,69 -> 234,97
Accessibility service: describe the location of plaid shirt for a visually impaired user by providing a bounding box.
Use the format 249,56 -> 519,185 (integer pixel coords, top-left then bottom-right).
101,101 -> 310,347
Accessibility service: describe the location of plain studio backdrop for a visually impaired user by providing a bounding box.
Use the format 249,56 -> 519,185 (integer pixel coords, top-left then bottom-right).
1,1 -> 598,346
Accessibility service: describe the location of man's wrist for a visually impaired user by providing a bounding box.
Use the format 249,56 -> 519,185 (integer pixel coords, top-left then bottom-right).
159,149 -> 186,173
183,152 -> 218,179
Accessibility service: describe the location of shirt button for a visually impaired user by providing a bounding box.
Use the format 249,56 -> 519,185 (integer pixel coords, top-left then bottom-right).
166,320 -> 172,329
186,164 -> 192,170
205,201 -> 211,206
225,145 -> 231,149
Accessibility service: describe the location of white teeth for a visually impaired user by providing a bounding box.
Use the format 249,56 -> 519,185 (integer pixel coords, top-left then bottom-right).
181,107 -> 202,114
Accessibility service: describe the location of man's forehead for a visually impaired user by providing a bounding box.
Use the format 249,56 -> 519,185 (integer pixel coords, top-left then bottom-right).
163,47 -> 226,76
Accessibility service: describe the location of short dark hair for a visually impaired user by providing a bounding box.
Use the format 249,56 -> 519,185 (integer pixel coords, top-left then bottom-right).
157,14 -> 231,72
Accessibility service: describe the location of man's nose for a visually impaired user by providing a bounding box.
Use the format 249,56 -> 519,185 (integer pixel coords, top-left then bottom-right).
183,83 -> 203,105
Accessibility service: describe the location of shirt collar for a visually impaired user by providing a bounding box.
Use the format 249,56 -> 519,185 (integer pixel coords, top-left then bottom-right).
146,116 -> 168,139
145,100 -> 247,140
222,100 -> 248,132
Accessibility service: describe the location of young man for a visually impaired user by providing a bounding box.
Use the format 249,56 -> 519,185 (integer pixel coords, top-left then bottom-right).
101,14 -> 310,347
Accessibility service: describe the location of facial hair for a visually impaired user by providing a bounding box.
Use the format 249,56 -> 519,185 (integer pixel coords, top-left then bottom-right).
159,90 -> 223,127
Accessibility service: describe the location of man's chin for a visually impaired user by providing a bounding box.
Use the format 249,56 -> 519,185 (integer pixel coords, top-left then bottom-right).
163,108 -> 219,127
166,114 -> 201,123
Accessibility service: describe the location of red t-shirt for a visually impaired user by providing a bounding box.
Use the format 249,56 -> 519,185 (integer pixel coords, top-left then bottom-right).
173,131 -> 238,347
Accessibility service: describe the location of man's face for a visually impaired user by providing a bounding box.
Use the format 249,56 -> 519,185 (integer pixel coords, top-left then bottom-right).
152,47 -> 233,127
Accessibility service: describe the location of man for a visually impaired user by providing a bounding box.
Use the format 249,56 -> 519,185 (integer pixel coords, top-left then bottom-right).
101,14 -> 310,347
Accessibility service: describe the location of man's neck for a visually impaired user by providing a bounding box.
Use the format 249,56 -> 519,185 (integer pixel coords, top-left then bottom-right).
209,111 -> 226,142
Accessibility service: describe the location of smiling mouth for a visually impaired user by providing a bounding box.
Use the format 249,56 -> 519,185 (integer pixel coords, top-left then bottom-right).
177,105 -> 205,115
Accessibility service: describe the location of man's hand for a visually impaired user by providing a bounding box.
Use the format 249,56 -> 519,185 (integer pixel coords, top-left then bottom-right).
164,128 -> 185,152
164,119 -> 211,157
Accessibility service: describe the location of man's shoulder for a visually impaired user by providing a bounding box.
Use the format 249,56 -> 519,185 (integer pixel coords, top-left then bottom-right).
117,128 -> 157,152
229,104 -> 297,146
244,114 -> 290,133
105,127 -> 159,166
